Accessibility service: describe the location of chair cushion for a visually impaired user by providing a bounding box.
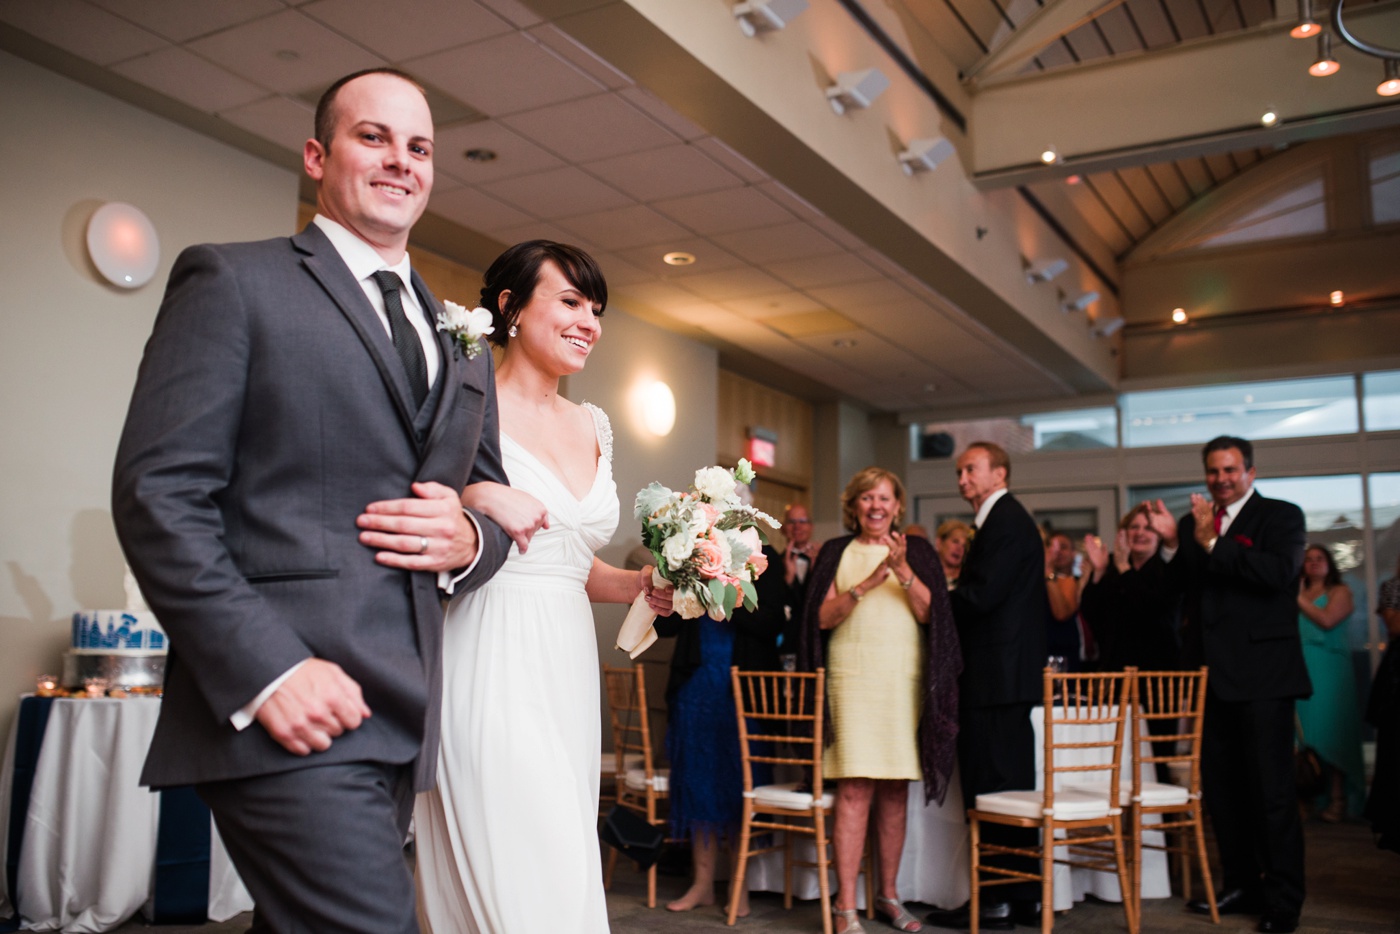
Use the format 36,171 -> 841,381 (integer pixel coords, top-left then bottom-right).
624,768 -> 668,793
1071,780 -> 1192,808
974,787 -> 1119,820
747,782 -> 835,810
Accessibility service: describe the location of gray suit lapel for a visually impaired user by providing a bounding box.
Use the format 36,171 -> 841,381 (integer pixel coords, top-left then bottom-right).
292,225 -> 419,435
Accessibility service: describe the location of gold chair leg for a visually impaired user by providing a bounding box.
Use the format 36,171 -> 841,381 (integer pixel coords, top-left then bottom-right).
1112,815 -> 1137,934
604,845 -> 618,890
728,803 -> 755,927
969,815 -> 981,934
816,809 -> 833,934
1041,820 -> 1054,934
1192,810 -> 1219,924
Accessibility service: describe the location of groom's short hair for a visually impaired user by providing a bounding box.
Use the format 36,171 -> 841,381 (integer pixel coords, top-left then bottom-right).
314,68 -> 427,152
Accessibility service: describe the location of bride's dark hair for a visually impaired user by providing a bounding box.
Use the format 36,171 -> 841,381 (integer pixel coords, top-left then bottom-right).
479,240 -> 607,348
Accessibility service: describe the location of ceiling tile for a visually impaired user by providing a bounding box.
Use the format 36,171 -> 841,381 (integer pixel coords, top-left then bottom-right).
612,237 -> 745,279
713,221 -> 844,265
433,120 -> 565,184
528,23 -> 632,90
767,310 -> 859,337
691,137 -> 768,184
219,94 -> 317,151
722,292 -> 829,319
480,165 -> 631,218
755,179 -> 824,221
582,144 -> 742,203
652,187 -> 793,236
85,0 -> 282,42
807,279 -> 915,314
808,215 -> 869,251
430,185 -> 532,235
493,219 -> 599,252
407,32 -> 601,117
300,0 -> 511,62
673,267 -> 789,302
767,252 -> 882,290
501,93 -> 678,163
614,280 -> 712,313
113,46 -> 268,112
555,205 -> 690,251
187,8 -> 385,94
617,87 -> 706,142
474,0 -> 541,28
0,0 -> 166,65
586,253 -> 652,287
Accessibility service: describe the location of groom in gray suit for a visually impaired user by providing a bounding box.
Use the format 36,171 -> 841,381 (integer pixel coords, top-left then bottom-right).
112,69 -> 511,933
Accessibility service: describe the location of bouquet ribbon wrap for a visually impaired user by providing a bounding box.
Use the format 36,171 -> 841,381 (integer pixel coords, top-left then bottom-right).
616,568 -> 665,659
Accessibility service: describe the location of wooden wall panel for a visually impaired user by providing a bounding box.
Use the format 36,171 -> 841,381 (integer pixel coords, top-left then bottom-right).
718,370 -> 814,523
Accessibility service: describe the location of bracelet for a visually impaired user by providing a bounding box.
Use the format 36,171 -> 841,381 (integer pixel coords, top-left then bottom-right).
898,574 -> 914,590
850,587 -> 864,603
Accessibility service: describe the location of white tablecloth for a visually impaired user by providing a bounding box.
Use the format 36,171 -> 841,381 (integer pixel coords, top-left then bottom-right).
0,697 -> 253,932
746,706 -> 1170,911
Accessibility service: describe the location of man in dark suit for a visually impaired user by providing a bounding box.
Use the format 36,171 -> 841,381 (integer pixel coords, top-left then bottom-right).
777,502 -> 815,657
1147,436 -> 1309,933
928,442 -> 1048,930
112,69 -> 516,933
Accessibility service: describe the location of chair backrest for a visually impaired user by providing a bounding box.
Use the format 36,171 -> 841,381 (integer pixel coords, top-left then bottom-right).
1041,668 -> 1134,810
1130,667 -> 1209,795
602,664 -> 657,791
731,667 -> 825,801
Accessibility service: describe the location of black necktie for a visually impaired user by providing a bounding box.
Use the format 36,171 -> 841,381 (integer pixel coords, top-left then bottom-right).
371,270 -> 428,409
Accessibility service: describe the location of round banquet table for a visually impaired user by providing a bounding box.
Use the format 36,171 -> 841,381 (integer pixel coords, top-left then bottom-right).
743,705 -> 1171,911
0,696 -> 253,932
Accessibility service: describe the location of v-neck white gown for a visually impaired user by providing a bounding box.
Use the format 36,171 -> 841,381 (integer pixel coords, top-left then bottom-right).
415,403 -> 617,934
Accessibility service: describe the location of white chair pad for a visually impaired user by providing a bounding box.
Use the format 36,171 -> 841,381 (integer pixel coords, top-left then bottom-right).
747,782 -> 835,810
624,768 -> 669,793
1072,780 -> 1192,808
974,787 -> 1119,820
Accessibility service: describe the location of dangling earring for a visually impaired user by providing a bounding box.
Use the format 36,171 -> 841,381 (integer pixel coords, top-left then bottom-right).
508,324 -> 518,338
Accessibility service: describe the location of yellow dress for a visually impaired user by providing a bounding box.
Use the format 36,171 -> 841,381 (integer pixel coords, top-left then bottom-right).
823,541 -> 924,780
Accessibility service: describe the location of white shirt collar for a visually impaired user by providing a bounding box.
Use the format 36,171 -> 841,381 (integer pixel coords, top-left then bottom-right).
1217,486 -> 1255,533
974,486 -> 1009,529
312,214 -> 414,292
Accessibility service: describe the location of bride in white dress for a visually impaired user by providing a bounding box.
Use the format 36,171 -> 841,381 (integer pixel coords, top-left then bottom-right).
414,241 -> 671,933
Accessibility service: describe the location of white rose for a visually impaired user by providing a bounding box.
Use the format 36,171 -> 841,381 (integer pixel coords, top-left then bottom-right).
673,588 -> 704,619
661,531 -> 694,570
694,465 -> 738,503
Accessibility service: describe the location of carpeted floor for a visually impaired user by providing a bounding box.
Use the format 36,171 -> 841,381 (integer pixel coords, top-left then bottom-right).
97,818 -> 1400,933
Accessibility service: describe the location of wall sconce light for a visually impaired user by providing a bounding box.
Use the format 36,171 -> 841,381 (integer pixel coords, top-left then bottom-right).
1060,290 -> 1099,313
639,380 -> 676,437
733,0 -> 807,36
1291,0 -> 1322,38
1092,316 -> 1126,338
897,136 -> 955,175
86,202 -> 160,289
825,68 -> 889,115
1309,33 -> 1340,76
1025,258 -> 1069,284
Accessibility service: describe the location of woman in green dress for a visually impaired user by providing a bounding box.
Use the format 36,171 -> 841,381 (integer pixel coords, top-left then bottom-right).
1296,544 -> 1366,821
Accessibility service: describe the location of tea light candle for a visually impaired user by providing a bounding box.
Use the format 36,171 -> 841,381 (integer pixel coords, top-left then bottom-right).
83,677 -> 109,698
36,674 -> 59,696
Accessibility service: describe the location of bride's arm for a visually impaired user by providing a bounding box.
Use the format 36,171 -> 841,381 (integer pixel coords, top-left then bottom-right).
460,482 -> 549,553
585,558 -> 673,614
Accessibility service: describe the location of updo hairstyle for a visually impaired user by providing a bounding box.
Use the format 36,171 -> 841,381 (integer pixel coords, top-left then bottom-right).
479,240 -> 608,348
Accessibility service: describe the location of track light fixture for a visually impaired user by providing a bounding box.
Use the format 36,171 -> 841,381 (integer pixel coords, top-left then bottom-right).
1380,59 -> 1400,95
1060,290 -> 1100,313
897,136 -> 955,175
1291,0 -> 1322,38
825,68 -> 890,115
1309,32 -> 1340,76
1025,258 -> 1069,284
1092,316 -> 1126,338
733,0 -> 808,37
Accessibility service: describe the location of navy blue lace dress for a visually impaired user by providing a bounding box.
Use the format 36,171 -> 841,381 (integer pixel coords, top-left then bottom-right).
666,617 -> 743,841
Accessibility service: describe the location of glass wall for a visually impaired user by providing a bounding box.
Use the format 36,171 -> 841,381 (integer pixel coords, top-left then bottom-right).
1363,370 -> 1400,431
1121,376 -> 1358,448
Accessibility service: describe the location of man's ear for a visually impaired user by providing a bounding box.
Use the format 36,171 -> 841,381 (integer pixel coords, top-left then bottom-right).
304,138 -> 326,182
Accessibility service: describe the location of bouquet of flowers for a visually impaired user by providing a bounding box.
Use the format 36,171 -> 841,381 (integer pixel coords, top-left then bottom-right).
616,459 -> 780,658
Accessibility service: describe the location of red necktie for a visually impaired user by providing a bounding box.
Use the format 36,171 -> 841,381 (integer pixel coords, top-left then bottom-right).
1213,506 -> 1226,535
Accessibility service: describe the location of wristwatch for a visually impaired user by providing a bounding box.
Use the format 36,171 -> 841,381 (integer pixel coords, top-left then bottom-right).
850,587 -> 864,602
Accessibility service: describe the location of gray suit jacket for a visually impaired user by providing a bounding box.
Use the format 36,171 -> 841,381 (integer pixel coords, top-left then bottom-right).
113,223 -> 510,791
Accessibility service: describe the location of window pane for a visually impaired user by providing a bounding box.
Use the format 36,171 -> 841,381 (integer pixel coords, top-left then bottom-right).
1363,370 -> 1400,431
1370,144 -> 1400,226
1195,177 -> 1326,249
917,407 -> 1116,459
1122,376 -> 1357,447
1370,472 -> 1400,649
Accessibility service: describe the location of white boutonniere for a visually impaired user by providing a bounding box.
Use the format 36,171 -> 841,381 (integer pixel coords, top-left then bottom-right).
436,301 -> 495,360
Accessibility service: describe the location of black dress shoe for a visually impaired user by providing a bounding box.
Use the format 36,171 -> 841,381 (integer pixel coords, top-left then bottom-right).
1257,914 -> 1299,933
1190,887 -> 1261,915
925,901 -> 1014,931
1011,902 -> 1043,927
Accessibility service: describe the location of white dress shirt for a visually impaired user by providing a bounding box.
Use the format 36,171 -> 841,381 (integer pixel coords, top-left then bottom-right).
973,486 -> 1010,530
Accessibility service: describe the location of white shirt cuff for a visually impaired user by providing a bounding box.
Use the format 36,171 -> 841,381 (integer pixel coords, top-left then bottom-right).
1160,543 -> 1178,563
231,659 -> 308,731
438,508 -> 485,595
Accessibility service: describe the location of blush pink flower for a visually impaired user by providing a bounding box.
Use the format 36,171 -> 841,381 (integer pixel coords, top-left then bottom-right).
695,538 -> 727,579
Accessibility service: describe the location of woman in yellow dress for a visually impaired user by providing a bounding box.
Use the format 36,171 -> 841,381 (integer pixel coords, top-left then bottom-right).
800,467 -> 961,934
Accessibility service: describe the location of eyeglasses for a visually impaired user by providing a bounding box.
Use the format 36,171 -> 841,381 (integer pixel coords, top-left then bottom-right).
785,518 -> 812,525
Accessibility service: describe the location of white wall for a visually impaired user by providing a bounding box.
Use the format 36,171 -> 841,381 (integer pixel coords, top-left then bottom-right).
0,52 -> 298,729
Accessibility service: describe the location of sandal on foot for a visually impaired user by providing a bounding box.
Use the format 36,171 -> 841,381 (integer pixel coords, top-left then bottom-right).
876,896 -> 923,933
836,908 -> 867,934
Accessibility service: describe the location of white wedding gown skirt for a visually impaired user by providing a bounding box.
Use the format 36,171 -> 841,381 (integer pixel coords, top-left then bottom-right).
415,406 -> 617,934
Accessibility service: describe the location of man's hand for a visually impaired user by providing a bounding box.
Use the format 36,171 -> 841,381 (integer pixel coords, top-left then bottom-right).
255,659 -> 370,756
1143,499 -> 1179,550
1189,493 -> 1216,550
358,481 -> 480,571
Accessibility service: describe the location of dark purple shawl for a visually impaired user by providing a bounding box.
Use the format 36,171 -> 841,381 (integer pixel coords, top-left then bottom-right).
798,533 -> 962,805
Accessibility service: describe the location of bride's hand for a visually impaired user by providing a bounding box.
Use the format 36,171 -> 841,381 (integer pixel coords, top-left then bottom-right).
639,566 -> 674,615
460,482 -> 549,553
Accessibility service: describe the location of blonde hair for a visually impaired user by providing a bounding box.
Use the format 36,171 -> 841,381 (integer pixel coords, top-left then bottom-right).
839,467 -> 906,534
935,519 -> 972,542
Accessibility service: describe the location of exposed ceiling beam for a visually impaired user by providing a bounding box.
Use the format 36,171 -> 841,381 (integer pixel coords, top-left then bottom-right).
963,0 -> 1130,85
969,5 -> 1400,186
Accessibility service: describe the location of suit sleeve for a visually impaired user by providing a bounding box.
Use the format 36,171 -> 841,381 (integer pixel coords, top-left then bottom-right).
112,245 -> 313,722
950,509 -> 1029,618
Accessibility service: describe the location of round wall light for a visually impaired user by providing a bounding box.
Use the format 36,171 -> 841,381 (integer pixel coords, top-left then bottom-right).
639,380 -> 676,436
86,202 -> 160,289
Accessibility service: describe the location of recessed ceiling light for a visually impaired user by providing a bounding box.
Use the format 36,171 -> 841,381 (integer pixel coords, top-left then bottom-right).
662,251 -> 696,266
274,49 -> 300,62
463,148 -> 497,163
1261,110 -> 1279,127
1330,290 -> 1344,305
1040,146 -> 1059,165
1171,307 -> 1188,324
831,338 -> 858,348
923,382 -> 939,393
